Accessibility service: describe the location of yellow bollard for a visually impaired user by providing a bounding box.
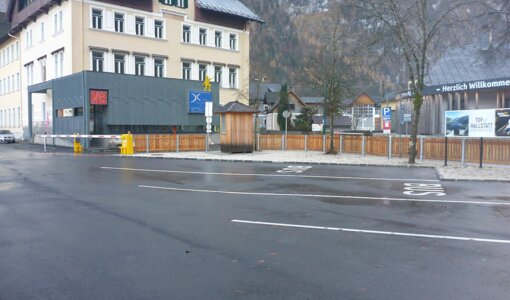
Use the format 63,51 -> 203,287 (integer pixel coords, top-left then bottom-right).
73,133 -> 83,153
120,132 -> 134,155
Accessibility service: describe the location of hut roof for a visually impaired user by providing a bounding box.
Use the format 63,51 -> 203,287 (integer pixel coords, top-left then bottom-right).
215,101 -> 258,113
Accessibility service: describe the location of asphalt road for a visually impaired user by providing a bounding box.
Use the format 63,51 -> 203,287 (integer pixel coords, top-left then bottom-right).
1,143 -> 509,300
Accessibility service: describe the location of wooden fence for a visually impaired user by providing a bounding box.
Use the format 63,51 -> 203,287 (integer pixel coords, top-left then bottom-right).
134,134 -> 206,152
258,133 -> 510,165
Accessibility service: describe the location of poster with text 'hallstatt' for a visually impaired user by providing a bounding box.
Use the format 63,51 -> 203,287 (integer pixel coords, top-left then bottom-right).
445,109 -> 510,137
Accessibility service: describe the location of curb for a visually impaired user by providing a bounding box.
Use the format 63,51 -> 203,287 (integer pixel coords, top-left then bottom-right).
121,154 -> 437,169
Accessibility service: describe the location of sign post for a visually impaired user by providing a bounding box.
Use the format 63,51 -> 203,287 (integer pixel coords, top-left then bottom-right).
205,101 -> 213,152
283,110 -> 291,150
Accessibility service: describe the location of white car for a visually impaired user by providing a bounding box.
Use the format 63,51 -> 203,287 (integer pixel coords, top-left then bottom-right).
0,130 -> 16,143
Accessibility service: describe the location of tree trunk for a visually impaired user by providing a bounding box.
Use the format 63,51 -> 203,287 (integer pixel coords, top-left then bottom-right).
329,113 -> 335,153
408,93 -> 423,164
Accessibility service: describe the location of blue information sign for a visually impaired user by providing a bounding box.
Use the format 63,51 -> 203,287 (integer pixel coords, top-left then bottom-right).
382,107 -> 392,120
188,90 -> 212,114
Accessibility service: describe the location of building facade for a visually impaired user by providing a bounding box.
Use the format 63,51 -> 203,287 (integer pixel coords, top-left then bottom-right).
0,32 -> 21,136
3,0 -> 261,139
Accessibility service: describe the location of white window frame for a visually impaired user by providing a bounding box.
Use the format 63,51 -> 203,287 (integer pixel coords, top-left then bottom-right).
114,12 -> 125,33
54,10 -> 63,34
91,51 -> 104,72
154,58 -> 165,77
135,16 -> 145,36
229,67 -> 238,89
40,22 -> 45,41
229,33 -> 237,50
183,25 -> 191,43
214,66 -> 222,84
199,28 -> 207,46
135,56 -> 146,76
114,53 -> 125,74
198,64 -> 207,81
215,31 -> 222,48
91,8 -> 103,30
154,20 -> 164,39
182,62 -> 191,80
54,50 -> 64,78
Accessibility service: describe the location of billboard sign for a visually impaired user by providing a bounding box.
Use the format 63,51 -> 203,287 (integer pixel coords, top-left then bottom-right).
445,109 -> 510,137
188,90 -> 212,114
496,109 -> 510,137
90,89 -> 108,105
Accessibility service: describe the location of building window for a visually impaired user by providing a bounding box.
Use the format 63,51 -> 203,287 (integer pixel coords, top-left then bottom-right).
183,25 -> 191,43
92,9 -> 103,29
199,64 -> 207,81
26,29 -> 32,48
214,66 -> 222,84
114,54 -> 125,74
114,13 -> 124,33
215,31 -> 222,47
229,34 -> 237,50
182,62 -> 191,80
92,51 -> 104,72
15,42 -> 19,60
54,50 -> 64,78
229,67 -> 237,89
155,20 -> 164,39
199,28 -> 207,45
39,57 -> 46,82
40,22 -> 45,41
16,73 -> 20,90
135,17 -> 145,36
154,58 -> 164,77
54,11 -> 63,33
176,0 -> 188,8
25,63 -> 34,85
135,56 -> 145,76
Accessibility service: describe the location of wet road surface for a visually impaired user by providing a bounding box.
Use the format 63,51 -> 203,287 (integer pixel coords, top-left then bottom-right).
1,143 -> 509,299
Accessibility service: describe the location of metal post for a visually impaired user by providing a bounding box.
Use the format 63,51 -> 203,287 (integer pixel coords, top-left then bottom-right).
388,135 -> 392,159
304,135 -> 308,152
205,133 -> 209,152
444,137 -> 448,166
285,119 -> 288,150
281,134 -> 285,150
176,135 -> 180,153
43,136 -> 47,153
339,135 -> 343,155
479,137 -> 484,168
419,136 -> 424,161
361,135 -> 365,157
257,133 -> 260,151
461,138 -> 466,166
322,134 -> 326,153
146,134 -> 149,154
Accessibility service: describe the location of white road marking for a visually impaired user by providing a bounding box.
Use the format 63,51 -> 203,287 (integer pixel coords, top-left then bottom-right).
138,185 -> 510,206
101,166 -> 439,182
231,220 -> 510,245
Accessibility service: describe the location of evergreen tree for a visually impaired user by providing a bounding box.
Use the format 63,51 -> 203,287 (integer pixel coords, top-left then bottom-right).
277,83 -> 290,131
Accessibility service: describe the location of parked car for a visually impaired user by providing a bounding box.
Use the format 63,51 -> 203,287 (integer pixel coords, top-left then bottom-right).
0,130 -> 16,143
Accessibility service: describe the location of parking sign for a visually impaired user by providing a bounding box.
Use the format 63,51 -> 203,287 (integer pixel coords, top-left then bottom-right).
382,107 -> 391,134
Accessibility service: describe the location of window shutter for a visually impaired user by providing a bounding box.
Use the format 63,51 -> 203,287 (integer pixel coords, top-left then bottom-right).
171,0 -> 177,6
184,0 -> 188,8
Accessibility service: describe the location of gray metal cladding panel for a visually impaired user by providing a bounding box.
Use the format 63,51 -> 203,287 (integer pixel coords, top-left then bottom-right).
54,117 -> 84,134
85,72 -> 220,126
53,73 -> 85,109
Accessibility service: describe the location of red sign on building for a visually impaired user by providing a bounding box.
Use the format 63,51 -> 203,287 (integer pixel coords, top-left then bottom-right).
90,90 -> 108,105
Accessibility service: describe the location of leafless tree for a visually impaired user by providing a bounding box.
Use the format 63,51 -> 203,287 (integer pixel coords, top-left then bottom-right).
346,0 -> 485,163
306,6 -> 354,154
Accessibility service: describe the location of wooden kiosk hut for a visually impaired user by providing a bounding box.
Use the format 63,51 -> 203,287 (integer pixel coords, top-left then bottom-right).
215,101 -> 257,153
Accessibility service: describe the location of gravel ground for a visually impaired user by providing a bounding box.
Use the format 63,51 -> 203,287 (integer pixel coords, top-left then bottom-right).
130,150 -> 510,182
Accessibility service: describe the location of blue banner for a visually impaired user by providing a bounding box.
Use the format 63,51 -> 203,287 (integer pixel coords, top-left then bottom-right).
188,90 -> 212,114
